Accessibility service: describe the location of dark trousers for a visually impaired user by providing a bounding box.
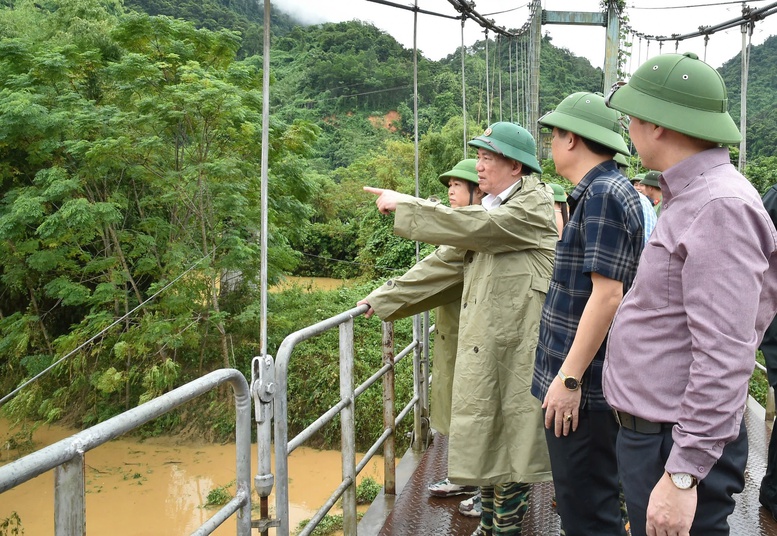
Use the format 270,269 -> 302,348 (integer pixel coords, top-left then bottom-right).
544,409 -> 626,536
617,418 -> 747,536
761,315 -> 777,505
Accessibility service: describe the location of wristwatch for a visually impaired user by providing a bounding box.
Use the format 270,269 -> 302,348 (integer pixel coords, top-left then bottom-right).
669,472 -> 698,490
557,369 -> 581,391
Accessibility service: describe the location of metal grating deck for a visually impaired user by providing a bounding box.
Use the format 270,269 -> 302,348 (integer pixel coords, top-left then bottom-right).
364,397 -> 777,536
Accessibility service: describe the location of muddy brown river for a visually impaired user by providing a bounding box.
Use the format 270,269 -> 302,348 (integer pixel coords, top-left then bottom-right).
0,418 -> 384,535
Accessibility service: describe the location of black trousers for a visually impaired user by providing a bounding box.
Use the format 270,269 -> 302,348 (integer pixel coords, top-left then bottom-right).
544,409 -> 626,536
761,315 -> 777,504
617,418 -> 747,536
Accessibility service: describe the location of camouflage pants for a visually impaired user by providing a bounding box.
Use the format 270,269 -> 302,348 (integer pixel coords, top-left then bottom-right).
478,482 -> 531,536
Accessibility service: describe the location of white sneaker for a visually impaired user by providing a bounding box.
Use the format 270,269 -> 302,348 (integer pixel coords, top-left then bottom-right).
428,477 -> 478,497
459,491 -> 482,517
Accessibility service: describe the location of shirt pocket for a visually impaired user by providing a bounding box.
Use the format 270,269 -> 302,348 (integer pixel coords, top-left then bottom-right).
633,243 -> 670,310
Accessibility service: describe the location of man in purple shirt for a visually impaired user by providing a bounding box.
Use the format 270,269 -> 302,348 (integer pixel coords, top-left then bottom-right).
604,52 -> 777,536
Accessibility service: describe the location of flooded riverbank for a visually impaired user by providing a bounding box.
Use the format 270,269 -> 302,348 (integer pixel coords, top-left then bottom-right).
0,418 -> 384,535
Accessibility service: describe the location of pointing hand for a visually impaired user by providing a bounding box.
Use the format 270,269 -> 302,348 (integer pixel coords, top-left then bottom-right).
363,186 -> 411,215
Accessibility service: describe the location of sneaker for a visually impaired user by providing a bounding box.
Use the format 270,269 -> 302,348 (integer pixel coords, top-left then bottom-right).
470,527 -> 486,536
459,492 -> 482,517
428,477 -> 478,497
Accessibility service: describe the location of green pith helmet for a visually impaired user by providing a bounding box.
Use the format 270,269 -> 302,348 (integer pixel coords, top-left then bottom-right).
640,170 -> 661,188
632,172 -> 646,183
538,92 -> 630,156
605,52 -> 741,144
550,183 -> 567,203
468,122 -> 543,174
438,159 -> 479,187
614,152 -> 629,167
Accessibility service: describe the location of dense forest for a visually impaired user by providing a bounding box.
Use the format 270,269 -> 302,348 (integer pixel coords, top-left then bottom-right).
0,0 -> 774,447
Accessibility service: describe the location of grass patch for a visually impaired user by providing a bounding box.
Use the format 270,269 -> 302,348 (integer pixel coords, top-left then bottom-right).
203,480 -> 235,507
295,512 -> 365,536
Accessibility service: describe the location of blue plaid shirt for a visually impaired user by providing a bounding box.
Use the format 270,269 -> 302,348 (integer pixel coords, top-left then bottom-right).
531,160 -> 644,410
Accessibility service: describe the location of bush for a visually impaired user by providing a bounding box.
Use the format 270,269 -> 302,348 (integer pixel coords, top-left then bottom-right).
355,476 -> 382,504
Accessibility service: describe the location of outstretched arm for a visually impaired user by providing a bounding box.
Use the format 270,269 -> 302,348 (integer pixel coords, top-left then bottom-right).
364,186 -> 415,215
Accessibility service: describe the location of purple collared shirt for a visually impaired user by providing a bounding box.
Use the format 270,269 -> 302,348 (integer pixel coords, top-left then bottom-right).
604,147 -> 777,480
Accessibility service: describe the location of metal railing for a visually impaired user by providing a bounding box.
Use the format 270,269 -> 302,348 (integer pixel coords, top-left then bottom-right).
0,369 -> 252,536
251,304 -> 432,536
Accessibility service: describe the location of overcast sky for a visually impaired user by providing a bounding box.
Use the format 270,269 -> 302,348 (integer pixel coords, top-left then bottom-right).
271,0 -> 777,71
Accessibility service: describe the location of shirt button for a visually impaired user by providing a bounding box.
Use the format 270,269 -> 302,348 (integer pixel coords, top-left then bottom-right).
473,347 -> 479,353
698,466 -> 706,473
440,335 -> 445,340
463,303 -> 467,309
386,280 -> 394,287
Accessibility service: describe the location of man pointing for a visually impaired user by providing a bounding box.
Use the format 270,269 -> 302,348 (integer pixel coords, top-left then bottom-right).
365,122 -> 557,536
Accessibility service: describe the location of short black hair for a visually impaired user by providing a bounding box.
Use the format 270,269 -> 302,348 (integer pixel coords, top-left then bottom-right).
556,128 -> 616,158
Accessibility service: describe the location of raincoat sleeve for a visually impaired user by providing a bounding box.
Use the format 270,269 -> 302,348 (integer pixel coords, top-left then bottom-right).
366,245 -> 465,322
393,179 -> 556,254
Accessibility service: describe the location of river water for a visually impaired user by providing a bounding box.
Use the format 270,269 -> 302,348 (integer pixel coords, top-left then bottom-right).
0,418 -> 384,535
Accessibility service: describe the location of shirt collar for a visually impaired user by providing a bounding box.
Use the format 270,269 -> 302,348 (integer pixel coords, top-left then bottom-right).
567,159 -> 619,215
482,179 -> 522,211
660,146 -> 731,203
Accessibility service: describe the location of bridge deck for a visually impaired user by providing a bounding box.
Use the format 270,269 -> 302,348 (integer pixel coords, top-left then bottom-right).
359,397 -> 777,536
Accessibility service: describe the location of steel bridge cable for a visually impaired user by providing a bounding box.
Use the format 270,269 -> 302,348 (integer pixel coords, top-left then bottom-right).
0,242 -> 226,407
462,17 -> 468,156
485,28 -> 491,124
625,1 -> 777,43
632,0 -> 771,9
509,36 -> 514,122
498,35 -> 503,122
365,0 -> 460,20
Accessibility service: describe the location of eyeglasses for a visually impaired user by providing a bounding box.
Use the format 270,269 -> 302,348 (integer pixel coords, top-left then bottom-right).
604,80 -> 627,108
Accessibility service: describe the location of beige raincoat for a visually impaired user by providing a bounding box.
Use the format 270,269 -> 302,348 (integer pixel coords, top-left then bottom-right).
366,246 -> 464,435
373,176 -> 557,485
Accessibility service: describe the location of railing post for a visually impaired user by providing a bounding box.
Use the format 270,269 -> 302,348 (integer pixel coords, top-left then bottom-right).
55,453 -> 85,536
412,315 -> 423,452
382,320 -> 396,495
340,318 -> 358,535
252,354 -> 277,535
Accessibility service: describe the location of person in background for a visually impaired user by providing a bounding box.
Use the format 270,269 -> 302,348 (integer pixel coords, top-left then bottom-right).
550,183 -> 568,239
640,170 -> 663,215
532,91 -> 644,536
626,174 -> 657,244
760,183 -> 777,521
604,51 -> 777,536
631,172 -> 646,195
357,159 -> 484,499
364,122 -> 557,536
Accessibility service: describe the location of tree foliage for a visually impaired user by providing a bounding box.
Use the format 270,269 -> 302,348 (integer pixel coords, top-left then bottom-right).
0,0 -> 316,431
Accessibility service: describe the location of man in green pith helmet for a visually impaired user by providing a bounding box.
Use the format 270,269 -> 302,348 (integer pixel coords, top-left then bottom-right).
531,91 -> 644,536
604,52 -> 777,536
364,122 -> 557,536
358,159 -> 484,501
549,183 -> 568,239
639,170 -> 662,215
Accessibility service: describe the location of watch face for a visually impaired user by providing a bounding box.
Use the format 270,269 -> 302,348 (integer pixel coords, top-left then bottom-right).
563,377 -> 579,390
671,473 -> 694,489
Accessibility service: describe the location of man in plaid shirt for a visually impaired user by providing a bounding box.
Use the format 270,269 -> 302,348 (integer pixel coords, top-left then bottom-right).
531,92 -> 644,535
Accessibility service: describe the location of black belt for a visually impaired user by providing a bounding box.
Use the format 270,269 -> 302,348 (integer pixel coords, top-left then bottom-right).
614,410 -> 674,434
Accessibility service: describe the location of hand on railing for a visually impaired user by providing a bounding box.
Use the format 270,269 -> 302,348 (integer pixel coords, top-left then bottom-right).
356,299 -> 375,319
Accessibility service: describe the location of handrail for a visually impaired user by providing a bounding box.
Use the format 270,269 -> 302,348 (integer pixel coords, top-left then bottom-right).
261,304 -> 433,536
0,368 -> 252,536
